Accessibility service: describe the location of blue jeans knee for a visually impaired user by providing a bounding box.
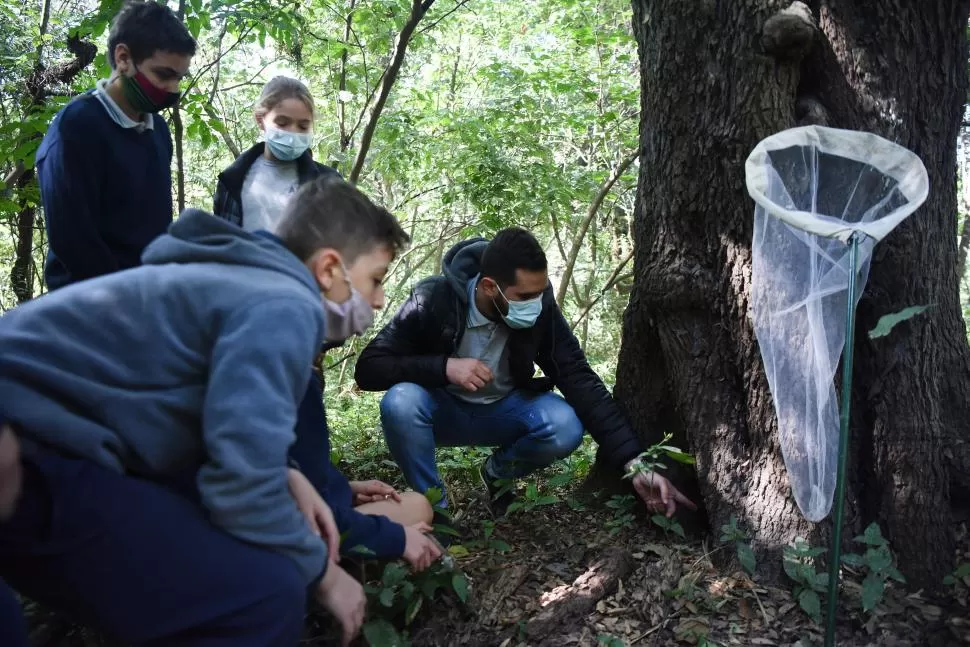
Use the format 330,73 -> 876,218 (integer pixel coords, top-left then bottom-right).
380,383 -> 434,433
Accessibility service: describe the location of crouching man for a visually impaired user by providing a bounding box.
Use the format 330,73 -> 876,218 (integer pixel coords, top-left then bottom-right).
355,227 -> 696,519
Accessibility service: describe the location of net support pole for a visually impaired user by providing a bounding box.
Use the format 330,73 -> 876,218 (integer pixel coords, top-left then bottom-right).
824,230 -> 862,647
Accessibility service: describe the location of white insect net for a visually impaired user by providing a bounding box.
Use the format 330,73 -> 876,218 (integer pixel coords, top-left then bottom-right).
744,126 -> 929,521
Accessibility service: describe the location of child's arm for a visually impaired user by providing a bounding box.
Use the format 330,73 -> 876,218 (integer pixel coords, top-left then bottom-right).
199,298 -> 328,585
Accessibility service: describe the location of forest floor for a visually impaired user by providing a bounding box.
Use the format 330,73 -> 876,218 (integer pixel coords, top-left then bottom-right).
25,478 -> 970,647
323,480 -> 970,647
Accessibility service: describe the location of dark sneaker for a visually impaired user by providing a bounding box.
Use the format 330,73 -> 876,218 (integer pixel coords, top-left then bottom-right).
479,461 -> 517,519
431,509 -> 461,548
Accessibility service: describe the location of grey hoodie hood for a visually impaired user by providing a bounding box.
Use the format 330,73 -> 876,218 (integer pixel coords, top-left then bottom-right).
142,209 -> 319,296
442,237 -> 487,303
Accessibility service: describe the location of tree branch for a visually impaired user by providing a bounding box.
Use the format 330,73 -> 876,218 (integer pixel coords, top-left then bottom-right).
203,103 -> 240,157
337,0 -> 356,153
549,208 -> 584,305
349,0 -> 436,183
570,249 -> 634,330
418,0 -> 471,34
556,149 -> 638,306
392,183 -> 446,210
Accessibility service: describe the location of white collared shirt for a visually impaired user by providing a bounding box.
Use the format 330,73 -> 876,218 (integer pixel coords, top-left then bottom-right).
93,79 -> 154,133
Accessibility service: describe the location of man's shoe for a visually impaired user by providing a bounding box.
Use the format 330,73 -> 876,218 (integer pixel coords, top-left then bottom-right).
431,509 -> 461,548
479,461 -> 517,519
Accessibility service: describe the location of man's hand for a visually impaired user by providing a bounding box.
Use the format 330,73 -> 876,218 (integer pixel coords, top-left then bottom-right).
315,563 -> 366,647
446,358 -> 493,392
631,470 -> 697,518
0,425 -> 22,520
288,468 -> 340,564
402,521 -> 442,572
350,479 -> 402,505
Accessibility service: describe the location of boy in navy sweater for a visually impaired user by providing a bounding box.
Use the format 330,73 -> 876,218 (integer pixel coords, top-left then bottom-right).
36,1 -> 196,290
0,177 -> 407,646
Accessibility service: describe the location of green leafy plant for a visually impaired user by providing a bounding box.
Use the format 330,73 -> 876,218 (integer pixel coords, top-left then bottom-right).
943,562 -> 970,587
782,537 -> 828,623
840,522 -> 905,612
506,482 -> 559,515
462,519 -> 512,554
597,633 -> 626,647
605,493 -> 636,536
719,515 -> 756,576
361,559 -> 471,646
624,432 -> 696,481
622,434 -> 692,539
651,513 -> 686,539
424,488 -> 461,543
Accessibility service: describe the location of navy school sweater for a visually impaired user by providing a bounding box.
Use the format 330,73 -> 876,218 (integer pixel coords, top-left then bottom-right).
36,93 -> 174,290
291,376 -> 406,559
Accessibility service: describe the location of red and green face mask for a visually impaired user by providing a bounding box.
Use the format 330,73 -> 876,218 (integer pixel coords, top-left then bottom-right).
121,68 -> 180,113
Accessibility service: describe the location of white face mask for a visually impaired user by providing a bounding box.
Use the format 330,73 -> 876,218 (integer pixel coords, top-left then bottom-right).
322,264 -> 374,344
264,126 -> 312,161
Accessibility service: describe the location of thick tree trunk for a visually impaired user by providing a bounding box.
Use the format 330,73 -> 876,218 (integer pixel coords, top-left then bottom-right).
10,169 -> 37,304
614,0 -> 970,590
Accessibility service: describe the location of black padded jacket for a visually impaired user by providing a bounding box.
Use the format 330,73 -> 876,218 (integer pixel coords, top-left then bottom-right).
354,238 -> 643,469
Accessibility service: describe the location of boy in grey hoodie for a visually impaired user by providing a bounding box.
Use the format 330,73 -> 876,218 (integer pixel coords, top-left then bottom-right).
0,176 -> 408,647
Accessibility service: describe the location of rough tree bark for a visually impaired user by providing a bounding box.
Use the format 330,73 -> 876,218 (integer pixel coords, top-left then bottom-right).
10,33 -> 97,303
613,0 -> 970,590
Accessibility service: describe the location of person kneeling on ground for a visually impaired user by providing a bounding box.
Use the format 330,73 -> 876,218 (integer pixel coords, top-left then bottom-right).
0,176 -> 408,647
355,227 -> 697,519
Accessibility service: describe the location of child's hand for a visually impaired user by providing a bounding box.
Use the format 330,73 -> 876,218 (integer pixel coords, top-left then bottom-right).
350,479 -> 401,505
315,563 -> 365,647
402,522 -> 441,572
288,468 -> 340,563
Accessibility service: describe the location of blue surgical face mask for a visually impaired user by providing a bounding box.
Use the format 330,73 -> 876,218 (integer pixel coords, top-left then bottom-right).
494,286 -> 543,329
321,262 -> 375,344
264,126 -> 312,161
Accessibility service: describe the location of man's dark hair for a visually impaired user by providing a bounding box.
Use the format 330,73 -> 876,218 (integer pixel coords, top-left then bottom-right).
108,1 -> 197,69
275,176 -> 410,263
480,227 -> 547,287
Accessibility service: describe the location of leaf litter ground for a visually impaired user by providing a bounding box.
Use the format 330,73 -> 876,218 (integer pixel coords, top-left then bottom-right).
355,485 -> 970,647
22,484 -> 970,647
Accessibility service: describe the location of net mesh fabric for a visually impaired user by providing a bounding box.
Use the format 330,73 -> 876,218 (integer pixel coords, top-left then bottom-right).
744,126 -> 928,521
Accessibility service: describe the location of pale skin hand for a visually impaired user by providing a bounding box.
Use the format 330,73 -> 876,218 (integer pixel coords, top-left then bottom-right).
349,479 -> 402,505
315,563 -> 366,647
631,470 -> 698,518
401,521 -> 442,572
288,468 -> 340,564
446,357 -> 493,392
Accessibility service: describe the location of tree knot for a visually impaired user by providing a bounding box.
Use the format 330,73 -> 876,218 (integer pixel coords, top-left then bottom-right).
761,1 -> 817,62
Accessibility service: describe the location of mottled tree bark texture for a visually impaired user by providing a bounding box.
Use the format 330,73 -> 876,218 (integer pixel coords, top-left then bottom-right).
614,0 -> 970,589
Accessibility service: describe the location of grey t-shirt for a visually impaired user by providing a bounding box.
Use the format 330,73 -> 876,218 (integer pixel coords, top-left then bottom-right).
446,275 -> 515,405
240,156 -> 299,232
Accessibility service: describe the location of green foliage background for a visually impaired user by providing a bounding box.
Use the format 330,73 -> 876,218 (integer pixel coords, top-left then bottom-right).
2,0 -> 969,476
0,0 -> 648,482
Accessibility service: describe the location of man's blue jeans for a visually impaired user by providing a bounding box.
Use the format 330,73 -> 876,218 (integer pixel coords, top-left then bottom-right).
379,383 -> 584,502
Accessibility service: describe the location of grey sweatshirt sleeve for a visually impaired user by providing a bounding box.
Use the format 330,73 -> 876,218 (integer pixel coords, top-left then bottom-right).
199,297 -> 327,584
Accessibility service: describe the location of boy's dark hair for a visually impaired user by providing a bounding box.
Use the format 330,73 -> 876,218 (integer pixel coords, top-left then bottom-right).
275,176 -> 409,263
480,227 -> 548,287
108,1 -> 197,69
